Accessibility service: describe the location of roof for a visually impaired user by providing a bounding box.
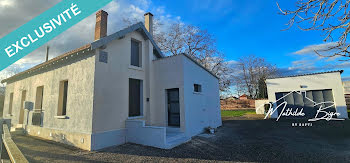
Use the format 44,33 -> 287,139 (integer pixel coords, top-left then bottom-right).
155,53 -> 220,79
267,70 -> 344,80
240,94 -> 247,97
91,22 -> 164,58
2,22 -> 164,84
1,44 -> 92,83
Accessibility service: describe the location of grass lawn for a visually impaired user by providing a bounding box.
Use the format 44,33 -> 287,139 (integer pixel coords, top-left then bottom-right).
221,110 -> 256,117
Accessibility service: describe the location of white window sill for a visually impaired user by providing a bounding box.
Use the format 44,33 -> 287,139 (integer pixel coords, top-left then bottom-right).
6,114 -> 12,117
129,65 -> 143,71
193,92 -> 203,95
127,116 -> 144,120
54,115 -> 68,119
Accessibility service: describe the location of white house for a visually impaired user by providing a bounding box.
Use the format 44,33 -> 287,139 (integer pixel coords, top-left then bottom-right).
265,70 -> 348,119
1,10 -> 222,151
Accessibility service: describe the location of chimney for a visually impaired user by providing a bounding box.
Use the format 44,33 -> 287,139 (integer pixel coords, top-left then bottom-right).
45,46 -> 50,62
144,12 -> 153,36
95,10 -> 108,41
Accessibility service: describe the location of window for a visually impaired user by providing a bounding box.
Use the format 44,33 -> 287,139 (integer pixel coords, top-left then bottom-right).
129,79 -> 143,117
8,93 -> 13,115
35,86 -> 44,111
194,84 -> 202,93
131,39 -> 141,67
58,80 -> 68,116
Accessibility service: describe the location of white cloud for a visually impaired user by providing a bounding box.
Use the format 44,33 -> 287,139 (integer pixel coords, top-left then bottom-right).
293,42 -> 338,55
226,60 -> 238,67
0,0 -> 183,77
0,0 -> 14,7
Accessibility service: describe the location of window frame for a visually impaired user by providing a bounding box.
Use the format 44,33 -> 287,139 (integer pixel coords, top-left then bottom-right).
57,80 -> 69,116
194,84 -> 202,93
128,78 -> 143,117
8,92 -> 14,115
35,86 -> 44,111
130,38 -> 142,67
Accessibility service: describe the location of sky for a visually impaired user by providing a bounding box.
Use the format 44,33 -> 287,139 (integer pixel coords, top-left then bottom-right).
0,0 -> 350,80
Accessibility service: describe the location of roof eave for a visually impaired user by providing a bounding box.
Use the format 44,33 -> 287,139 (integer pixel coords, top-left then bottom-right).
267,70 -> 344,80
91,22 -> 164,58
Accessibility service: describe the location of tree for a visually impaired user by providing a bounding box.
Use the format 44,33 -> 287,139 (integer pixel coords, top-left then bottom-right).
233,55 -> 278,99
124,18 -> 232,92
278,0 -> 350,60
155,22 -> 232,92
0,66 -> 21,95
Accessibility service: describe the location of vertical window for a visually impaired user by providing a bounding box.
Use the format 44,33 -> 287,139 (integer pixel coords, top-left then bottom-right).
131,39 -> 141,67
8,93 -> 13,115
129,79 -> 142,117
35,86 -> 44,111
58,81 -> 68,116
19,90 -> 26,124
194,84 -> 202,93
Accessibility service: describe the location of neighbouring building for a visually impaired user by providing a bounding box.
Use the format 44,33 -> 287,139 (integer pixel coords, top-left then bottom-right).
265,70 -> 348,119
342,81 -> 350,109
1,11 -> 222,151
239,94 -> 248,100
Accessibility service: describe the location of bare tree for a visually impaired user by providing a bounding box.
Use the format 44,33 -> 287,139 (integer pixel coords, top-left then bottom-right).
155,23 -> 232,92
124,18 -> 232,92
0,66 -> 21,95
233,55 -> 278,99
278,0 -> 350,60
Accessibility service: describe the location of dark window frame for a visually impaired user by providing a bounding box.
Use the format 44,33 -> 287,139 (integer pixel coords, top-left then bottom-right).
129,78 -> 143,117
194,84 -> 202,93
131,39 -> 142,67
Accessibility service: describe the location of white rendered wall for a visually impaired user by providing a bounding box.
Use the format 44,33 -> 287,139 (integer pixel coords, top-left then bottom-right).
182,56 -> 222,137
3,51 -> 96,134
151,55 -> 185,130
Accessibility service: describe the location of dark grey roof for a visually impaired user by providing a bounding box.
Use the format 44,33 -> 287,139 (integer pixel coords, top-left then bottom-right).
2,22 -> 164,84
267,70 -> 344,79
91,22 -> 164,58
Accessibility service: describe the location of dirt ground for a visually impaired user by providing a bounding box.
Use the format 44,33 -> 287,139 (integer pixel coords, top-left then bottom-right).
12,117 -> 350,163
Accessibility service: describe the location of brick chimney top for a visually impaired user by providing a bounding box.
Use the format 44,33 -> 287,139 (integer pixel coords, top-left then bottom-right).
144,12 -> 153,16
144,12 -> 153,36
95,10 -> 108,41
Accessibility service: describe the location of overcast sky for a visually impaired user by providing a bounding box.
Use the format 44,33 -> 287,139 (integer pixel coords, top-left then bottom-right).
0,0 -> 350,80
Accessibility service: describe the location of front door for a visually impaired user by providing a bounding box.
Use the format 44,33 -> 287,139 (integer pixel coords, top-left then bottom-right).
167,88 -> 180,127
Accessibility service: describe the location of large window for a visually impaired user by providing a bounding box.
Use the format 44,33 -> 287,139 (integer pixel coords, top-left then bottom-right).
8,93 -> 13,115
58,80 -> 68,116
131,39 -> 141,67
129,79 -> 142,117
35,86 -> 44,111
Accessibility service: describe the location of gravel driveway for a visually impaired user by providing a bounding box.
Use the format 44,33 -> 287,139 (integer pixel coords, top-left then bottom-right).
12,117 -> 350,163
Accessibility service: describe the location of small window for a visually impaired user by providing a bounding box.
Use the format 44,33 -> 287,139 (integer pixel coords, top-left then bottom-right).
131,39 -> 142,67
194,84 -> 202,93
35,86 -> 44,111
58,80 -> 68,116
8,93 -> 13,114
